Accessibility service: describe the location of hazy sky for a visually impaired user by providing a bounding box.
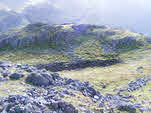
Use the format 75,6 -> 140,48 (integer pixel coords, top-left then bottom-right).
1,0 -> 150,10
0,0 -> 150,15
0,0 -> 151,34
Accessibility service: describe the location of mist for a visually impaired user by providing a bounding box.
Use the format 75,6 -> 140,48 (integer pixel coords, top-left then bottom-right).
1,0 -> 151,34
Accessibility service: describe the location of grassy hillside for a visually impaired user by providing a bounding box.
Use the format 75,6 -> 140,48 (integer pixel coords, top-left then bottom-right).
0,23 -> 150,64
0,23 -> 151,112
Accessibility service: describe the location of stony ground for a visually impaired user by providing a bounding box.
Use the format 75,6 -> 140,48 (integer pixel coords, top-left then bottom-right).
0,57 -> 151,113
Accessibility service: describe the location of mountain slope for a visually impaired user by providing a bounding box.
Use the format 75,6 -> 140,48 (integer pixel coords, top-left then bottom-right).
0,23 -> 151,113
0,23 -> 150,64
0,10 -> 29,33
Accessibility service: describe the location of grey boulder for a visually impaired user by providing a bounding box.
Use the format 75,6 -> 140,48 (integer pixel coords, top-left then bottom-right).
26,72 -> 54,86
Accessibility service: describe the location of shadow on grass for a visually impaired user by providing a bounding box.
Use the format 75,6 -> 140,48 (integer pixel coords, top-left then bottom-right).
36,59 -> 122,72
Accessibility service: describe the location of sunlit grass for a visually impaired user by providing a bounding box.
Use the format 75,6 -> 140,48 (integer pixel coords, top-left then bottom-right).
0,80 -> 29,96
0,47 -> 72,65
60,49 -> 151,95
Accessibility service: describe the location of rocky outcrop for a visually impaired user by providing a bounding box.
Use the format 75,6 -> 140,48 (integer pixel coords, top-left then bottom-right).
0,23 -> 147,55
1,93 -> 78,113
101,36 -> 143,53
118,75 -> 151,92
104,94 -> 137,113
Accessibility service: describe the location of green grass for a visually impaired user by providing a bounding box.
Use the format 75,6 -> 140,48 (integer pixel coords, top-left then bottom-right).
0,46 -> 151,113
0,68 -> 31,96
59,48 -> 151,112
0,79 -> 30,96
0,46 -> 72,65
74,40 -> 103,60
60,49 -> 151,94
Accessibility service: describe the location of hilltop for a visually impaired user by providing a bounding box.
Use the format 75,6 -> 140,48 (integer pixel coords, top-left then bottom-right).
0,23 -> 150,64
